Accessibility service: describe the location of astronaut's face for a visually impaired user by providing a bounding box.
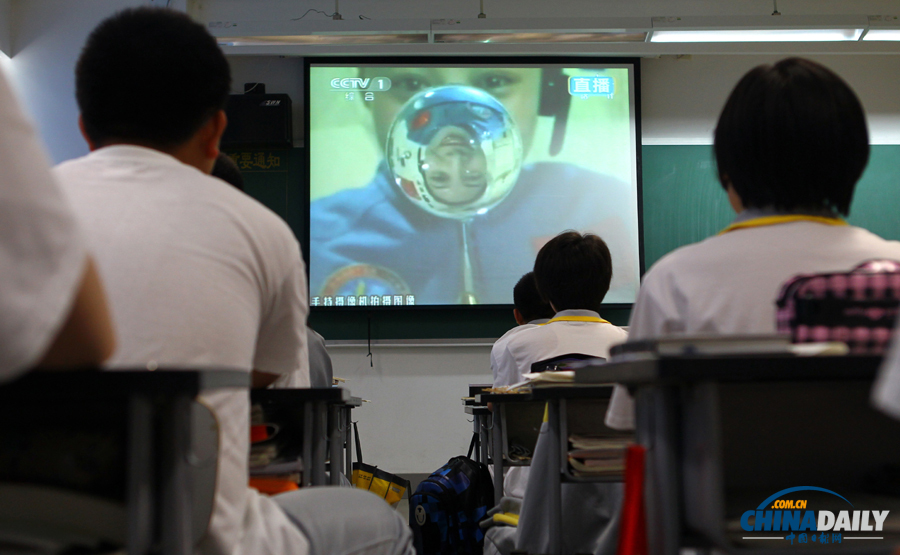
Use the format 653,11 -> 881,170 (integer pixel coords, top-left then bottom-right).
421,126 -> 488,206
363,67 -> 541,157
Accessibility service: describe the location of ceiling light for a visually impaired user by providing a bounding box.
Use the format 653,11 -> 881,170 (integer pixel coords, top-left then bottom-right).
218,34 -> 429,46
862,29 -> 900,41
651,28 -> 863,42
649,15 -> 867,43
433,31 -> 648,44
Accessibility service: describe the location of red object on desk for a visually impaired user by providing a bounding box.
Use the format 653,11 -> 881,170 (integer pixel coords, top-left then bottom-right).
249,477 -> 299,495
250,424 -> 270,443
617,444 -> 648,555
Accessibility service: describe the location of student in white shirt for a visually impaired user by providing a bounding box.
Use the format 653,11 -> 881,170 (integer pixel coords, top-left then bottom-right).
495,231 -> 628,388
491,271 -> 554,387
0,66 -> 114,380
54,9 -> 413,555
607,57 -> 900,430
495,232 -> 627,555
873,331 -> 900,420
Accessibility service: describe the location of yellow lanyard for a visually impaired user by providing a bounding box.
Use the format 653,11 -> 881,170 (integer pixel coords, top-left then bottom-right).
719,214 -> 847,235
539,315 -> 610,326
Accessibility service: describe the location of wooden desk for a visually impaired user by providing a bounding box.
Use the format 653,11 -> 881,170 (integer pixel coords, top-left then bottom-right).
476,391 -> 536,503
0,369 -> 247,555
478,385 -> 628,555
577,354 -> 900,555
334,396 -> 363,483
250,388 -> 350,487
464,384 -> 493,464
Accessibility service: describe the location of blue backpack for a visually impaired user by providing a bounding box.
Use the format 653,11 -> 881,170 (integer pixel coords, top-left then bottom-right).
409,449 -> 494,555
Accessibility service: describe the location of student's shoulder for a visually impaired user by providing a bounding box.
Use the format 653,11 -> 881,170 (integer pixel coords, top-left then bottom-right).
844,224 -> 900,253
188,173 -> 302,262
53,154 -> 99,183
642,238 -> 715,283
504,323 -> 555,355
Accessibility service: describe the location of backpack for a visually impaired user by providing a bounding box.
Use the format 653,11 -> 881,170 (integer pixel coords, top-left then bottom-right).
775,259 -> 900,354
409,443 -> 494,555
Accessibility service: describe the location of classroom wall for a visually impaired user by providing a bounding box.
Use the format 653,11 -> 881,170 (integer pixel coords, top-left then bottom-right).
0,1 -> 11,57
6,0 -> 900,474
641,55 -> 900,145
192,0 -> 900,23
6,0 -> 151,164
329,344 -> 493,474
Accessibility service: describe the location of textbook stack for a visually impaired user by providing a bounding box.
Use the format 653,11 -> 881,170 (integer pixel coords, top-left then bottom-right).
248,404 -> 302,494
567,435 -> 631,477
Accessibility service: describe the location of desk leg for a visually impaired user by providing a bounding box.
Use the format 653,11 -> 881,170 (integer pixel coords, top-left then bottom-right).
547,401 -> 563,555
159,395 -> 192,555
302,403 -> 313,488
311,401 -> 328,486
491,407 -> 504,503
639,386 -> 682,555
329,405 -> 342,485
127,396 -> 154,555
472,416 -> 481,463
344,407 -> 353,481
480,414 -> 490,466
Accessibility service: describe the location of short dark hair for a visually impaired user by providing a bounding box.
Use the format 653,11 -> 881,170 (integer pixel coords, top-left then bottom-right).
714,57 -> 868,216
513,272 -> 554,322
211,153 -> 244,191
76,8 -> 231,148
533,231 -> 612,313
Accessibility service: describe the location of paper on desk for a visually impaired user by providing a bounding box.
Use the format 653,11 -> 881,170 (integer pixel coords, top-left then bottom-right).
487,371 -> 576,394
522,370 -> 575,384
789,342 -> 849,356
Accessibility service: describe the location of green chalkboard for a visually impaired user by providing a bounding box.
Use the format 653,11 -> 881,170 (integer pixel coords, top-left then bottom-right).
233,145 -> 900,340
223,148 -> 306,244
641,144 -> 900,268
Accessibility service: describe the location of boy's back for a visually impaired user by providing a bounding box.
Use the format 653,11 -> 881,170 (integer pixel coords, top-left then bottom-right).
608,58 -> 900,431
55,144 -> 312,555
496,310 -> 627,387
630,217 -> 900,339
55,146 -> 308,373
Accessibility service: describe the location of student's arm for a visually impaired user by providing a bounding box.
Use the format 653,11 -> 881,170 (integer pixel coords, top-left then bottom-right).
253,230 -> 309,388
252,370 -> 280,388
36,256 -> 116,369
492,342 -> 521,389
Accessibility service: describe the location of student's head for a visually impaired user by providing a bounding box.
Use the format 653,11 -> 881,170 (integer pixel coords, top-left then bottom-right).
512,272 -> 554,324
533,231 -> 613,313
211,153 -> 245,191
714,57 -> 868,216
76,8 -> 231,169
361,67 -> 543,156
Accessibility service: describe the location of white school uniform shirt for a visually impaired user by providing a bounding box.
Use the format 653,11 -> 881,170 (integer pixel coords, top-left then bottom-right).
606,210 -> 900,431
873,329 -> 900,420
492,309 -> 627,498
0,67 -> 86,379
492,310 -> 628,388
55,146 -> 310,555
491,318 -> 550,387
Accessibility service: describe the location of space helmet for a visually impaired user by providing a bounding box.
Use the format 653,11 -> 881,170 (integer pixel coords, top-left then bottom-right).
386,85 -> 524,220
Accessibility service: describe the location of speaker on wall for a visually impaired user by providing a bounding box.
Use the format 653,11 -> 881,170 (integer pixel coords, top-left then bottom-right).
221,87 -> 293,149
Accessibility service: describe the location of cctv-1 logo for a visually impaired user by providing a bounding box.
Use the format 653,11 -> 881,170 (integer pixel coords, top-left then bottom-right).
330,77 -> 392,91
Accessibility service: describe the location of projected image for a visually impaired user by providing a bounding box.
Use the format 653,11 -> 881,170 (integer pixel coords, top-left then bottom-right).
308,62 -> 640,307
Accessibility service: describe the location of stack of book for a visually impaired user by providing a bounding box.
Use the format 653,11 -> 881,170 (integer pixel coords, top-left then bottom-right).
248,404 -> 302,494
567,435 -> 631,477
